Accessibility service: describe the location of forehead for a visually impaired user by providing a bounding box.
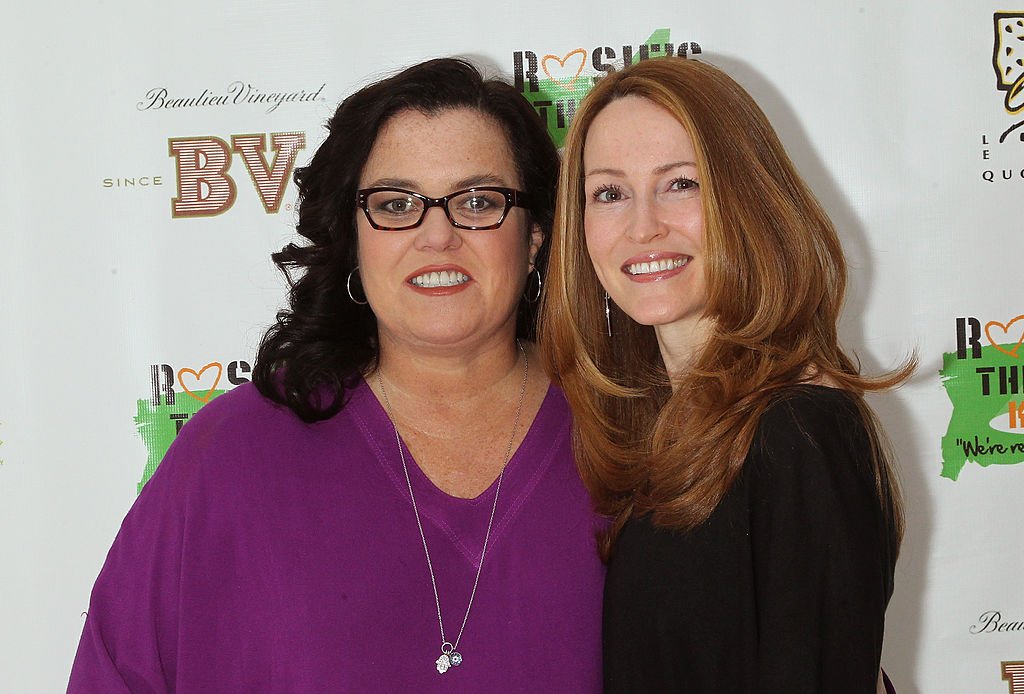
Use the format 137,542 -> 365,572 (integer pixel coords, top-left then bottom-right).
583,95 -> 697,169
360,107 -> 520,191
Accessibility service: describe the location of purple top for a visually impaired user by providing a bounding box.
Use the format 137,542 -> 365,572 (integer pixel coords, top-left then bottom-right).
69,380 -> 604,692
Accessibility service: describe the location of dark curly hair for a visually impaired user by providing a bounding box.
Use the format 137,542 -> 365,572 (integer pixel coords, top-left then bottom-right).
252,58 -> 560,422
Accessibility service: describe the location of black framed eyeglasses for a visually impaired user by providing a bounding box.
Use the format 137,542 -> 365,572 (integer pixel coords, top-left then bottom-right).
356,186 -> 530,231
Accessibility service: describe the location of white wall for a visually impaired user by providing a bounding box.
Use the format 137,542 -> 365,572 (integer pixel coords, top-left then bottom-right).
3,2 -> 1023,691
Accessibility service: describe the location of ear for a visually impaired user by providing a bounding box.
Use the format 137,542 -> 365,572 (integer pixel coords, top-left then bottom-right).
527,222 -> 544,269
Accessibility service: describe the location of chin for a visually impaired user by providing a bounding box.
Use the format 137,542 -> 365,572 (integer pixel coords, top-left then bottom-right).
412,329 -> 476,346
408,322 -> 500,348
620,304 -> 684,327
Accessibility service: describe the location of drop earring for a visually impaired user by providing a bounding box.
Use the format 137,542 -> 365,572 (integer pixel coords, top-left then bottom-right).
604,291 -> 612,337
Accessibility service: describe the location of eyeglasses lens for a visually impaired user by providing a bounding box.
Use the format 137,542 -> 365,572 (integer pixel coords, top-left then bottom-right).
365,191 -> 424,229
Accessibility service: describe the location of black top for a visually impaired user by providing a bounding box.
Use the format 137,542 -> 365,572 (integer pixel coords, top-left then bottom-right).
603,386 -> 895,693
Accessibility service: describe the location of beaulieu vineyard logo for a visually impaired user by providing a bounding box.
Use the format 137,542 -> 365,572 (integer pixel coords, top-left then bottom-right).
130,80 -> 320,217
168,132 -> 307,217
137,81 -> 326,115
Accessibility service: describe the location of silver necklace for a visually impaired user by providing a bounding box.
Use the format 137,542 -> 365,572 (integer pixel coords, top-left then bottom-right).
376,341 -> 529,675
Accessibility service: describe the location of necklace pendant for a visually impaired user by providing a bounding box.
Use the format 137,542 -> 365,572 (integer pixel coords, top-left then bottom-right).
450,651 -> 463,666
435,653 -> 451,674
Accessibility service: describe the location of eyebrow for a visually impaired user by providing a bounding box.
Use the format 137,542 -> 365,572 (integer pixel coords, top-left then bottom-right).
584,161 -> 697,178
363,173 -> 511,191
365,177 -> 418,189
453,173 -> 510,190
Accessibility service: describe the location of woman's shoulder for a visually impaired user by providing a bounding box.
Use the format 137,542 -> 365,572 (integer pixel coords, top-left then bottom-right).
160,380 -> 348,471
176,381 -> 297,440
144,380 -> 372,500
180,377 -> 374,435
747,385 -> 873,491
756,385 -> 861,446
144,383 -> 291,483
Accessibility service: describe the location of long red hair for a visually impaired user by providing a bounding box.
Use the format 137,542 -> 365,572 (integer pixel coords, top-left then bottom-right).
539,58 -> 913,556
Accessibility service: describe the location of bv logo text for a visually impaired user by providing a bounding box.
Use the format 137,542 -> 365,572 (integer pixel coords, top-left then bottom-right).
168,132 -> 306,218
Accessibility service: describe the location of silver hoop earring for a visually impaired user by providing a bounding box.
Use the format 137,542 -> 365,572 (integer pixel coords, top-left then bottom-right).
524,267 -> 542,304
346,266 -> 368,305
604,291 -> 613,337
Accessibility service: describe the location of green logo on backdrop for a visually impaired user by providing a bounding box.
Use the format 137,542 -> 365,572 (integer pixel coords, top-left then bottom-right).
512,29 -> 702,147
135,361 -> 247,492
135,390 -> 226,493
940,316 -> 1024,480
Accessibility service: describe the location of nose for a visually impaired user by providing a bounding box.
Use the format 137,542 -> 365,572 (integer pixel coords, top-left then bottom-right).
413,206 -> 462,252
624,197 -> 669,244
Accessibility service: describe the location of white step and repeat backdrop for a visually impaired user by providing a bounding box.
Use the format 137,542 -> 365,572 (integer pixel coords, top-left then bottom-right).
3,1 -> 1023,691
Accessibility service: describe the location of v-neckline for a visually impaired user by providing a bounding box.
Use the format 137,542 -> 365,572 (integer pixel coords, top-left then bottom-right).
348,377 -> 563,565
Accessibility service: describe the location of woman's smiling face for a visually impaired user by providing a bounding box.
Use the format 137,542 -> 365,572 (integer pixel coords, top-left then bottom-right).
356,107 -> 541,354
583,95 -> 707,337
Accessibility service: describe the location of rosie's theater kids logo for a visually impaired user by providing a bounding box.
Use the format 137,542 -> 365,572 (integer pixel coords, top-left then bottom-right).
135,359 -> 251,492
512,28 -> 701,146
940,314 -> 1024,480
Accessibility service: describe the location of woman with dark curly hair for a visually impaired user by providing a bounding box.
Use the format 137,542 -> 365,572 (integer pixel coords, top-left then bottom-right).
69,58 -> 604,692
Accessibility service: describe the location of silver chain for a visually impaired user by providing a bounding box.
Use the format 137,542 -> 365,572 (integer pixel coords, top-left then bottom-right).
375,340 -> 529,667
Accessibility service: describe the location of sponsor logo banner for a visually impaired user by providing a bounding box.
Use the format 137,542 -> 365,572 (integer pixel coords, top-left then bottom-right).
169,131 -> 307,217
1004,661 -> 1024,694
137,81 -> 326,114
983,12 -> 1024,183
940,315 -> 1024,479
136,359 -> 250,492
512,28 -> 702,146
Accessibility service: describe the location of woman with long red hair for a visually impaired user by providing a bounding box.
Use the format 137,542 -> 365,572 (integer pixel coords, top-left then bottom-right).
541,57 -> 910,692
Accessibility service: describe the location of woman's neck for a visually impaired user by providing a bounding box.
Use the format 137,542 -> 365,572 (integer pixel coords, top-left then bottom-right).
367,332 -> 546,499
654,317 -> 714,387
372,330 -> 525,402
